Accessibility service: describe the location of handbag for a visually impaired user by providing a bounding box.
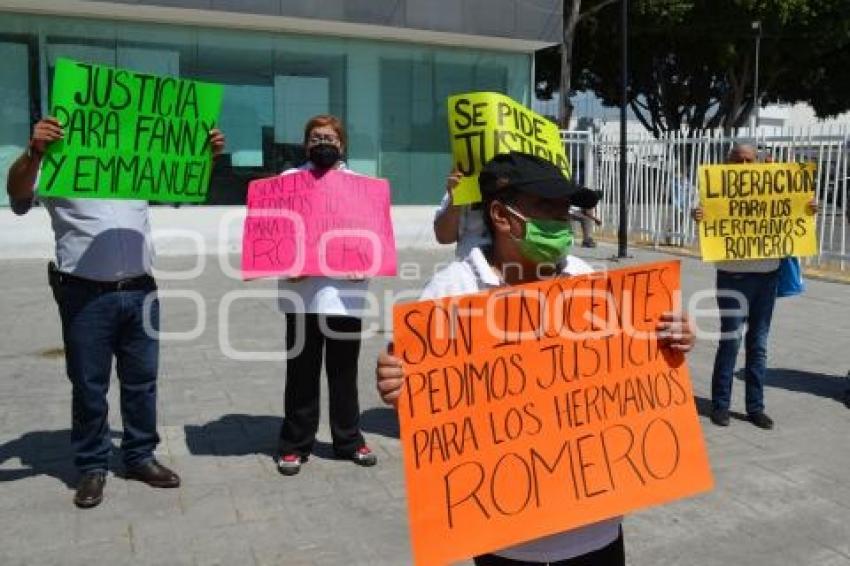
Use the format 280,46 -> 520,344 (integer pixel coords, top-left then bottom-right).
776,257 -> 805,298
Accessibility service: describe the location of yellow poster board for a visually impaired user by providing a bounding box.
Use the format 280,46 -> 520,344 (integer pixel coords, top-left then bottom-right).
448,92 -> 571,205
697,162 -> 818,261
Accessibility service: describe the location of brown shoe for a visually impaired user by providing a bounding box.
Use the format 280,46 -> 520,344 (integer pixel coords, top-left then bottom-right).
74,471 -> 106,509
125,460 -> 180,488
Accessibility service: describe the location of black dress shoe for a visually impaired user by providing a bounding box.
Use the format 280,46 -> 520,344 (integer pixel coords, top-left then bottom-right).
74,471 -> 106,509
126,460 -> 180,488
710,408 -> 730,427
748,411 -> 774,430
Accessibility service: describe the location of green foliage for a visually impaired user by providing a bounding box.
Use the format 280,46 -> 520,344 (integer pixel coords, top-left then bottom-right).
536,0 -> 850,135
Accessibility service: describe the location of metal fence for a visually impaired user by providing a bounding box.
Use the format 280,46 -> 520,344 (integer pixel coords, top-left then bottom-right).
561,127 -> 850,271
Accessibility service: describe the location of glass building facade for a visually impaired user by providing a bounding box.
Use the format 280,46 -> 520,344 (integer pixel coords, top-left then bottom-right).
0,9 -> 536,206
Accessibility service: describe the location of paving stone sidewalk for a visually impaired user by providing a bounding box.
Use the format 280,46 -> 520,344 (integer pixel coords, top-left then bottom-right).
1,245 -> 848,566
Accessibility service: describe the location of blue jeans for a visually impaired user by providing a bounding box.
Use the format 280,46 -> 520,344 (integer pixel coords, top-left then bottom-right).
53,281 -> 160,473
711,269 -> 779,415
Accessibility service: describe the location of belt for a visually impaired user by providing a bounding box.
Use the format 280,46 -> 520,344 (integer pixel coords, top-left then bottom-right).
49,262 -> 156,293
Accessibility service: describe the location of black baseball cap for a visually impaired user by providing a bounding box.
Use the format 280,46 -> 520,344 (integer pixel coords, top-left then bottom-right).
479,151 -> 601,209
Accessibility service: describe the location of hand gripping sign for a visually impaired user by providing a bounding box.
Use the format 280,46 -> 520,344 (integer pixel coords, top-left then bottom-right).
392,261 -> 713,566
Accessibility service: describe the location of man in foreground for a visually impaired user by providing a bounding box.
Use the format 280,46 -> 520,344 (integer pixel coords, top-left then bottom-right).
376,152 -> 695,565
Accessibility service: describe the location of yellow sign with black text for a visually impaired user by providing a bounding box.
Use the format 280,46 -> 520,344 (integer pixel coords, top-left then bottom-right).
697,162 -> 818,261
448,92 -> 570,205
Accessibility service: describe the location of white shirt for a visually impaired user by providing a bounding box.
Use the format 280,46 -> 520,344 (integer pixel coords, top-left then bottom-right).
419,246 -> 622,562
434,193 -> 490,258
276,162 -> 370,316
15,181 -> 153,282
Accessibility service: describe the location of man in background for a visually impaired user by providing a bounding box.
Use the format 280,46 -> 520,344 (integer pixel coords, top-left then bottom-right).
693,144 -> 818,429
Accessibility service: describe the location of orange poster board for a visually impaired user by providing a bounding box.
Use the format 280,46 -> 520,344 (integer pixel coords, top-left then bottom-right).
393,260 -> 713,566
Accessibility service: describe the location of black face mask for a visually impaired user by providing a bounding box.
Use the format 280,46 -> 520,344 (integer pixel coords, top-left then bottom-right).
308,144 -> 341,169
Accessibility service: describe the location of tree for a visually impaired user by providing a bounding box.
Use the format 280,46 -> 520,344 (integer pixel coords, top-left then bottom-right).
760,0 -> 850,118
538,0 -> 850,136
535,0 -> 621,127
559,0 -> 582,127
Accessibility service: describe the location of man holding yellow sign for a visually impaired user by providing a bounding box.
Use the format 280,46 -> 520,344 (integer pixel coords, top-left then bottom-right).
692,144 -> 818,431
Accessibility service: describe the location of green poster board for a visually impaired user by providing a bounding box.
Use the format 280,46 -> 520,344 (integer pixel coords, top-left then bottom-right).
37,58 -> 224,203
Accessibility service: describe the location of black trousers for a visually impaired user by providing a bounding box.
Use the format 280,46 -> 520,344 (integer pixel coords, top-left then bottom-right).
278,314 -> 365,457
473,530 -> 625,566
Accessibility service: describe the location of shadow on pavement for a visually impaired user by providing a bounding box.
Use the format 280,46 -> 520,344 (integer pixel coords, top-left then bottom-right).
184,412 -> 395,460
0,429 -> 121,488
763,368 -> 850,404
184,414 -> 279,458
359,407 -> 399,439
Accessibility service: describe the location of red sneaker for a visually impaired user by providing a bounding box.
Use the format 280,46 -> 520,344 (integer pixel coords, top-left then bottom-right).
351,446 -> 377,467
277,453 -> 305,476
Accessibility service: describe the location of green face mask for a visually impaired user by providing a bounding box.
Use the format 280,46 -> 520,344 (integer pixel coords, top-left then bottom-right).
506,206 -> 574,264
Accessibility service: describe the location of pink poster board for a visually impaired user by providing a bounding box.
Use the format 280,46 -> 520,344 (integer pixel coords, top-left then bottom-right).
241,169 -> 397,279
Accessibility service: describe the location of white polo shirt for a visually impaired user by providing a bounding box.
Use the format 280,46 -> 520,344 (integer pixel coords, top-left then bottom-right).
419,246 -> 622,563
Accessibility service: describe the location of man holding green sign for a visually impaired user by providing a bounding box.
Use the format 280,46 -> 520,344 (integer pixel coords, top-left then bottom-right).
37,59 -> 224,202
5,59 -> 225,509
